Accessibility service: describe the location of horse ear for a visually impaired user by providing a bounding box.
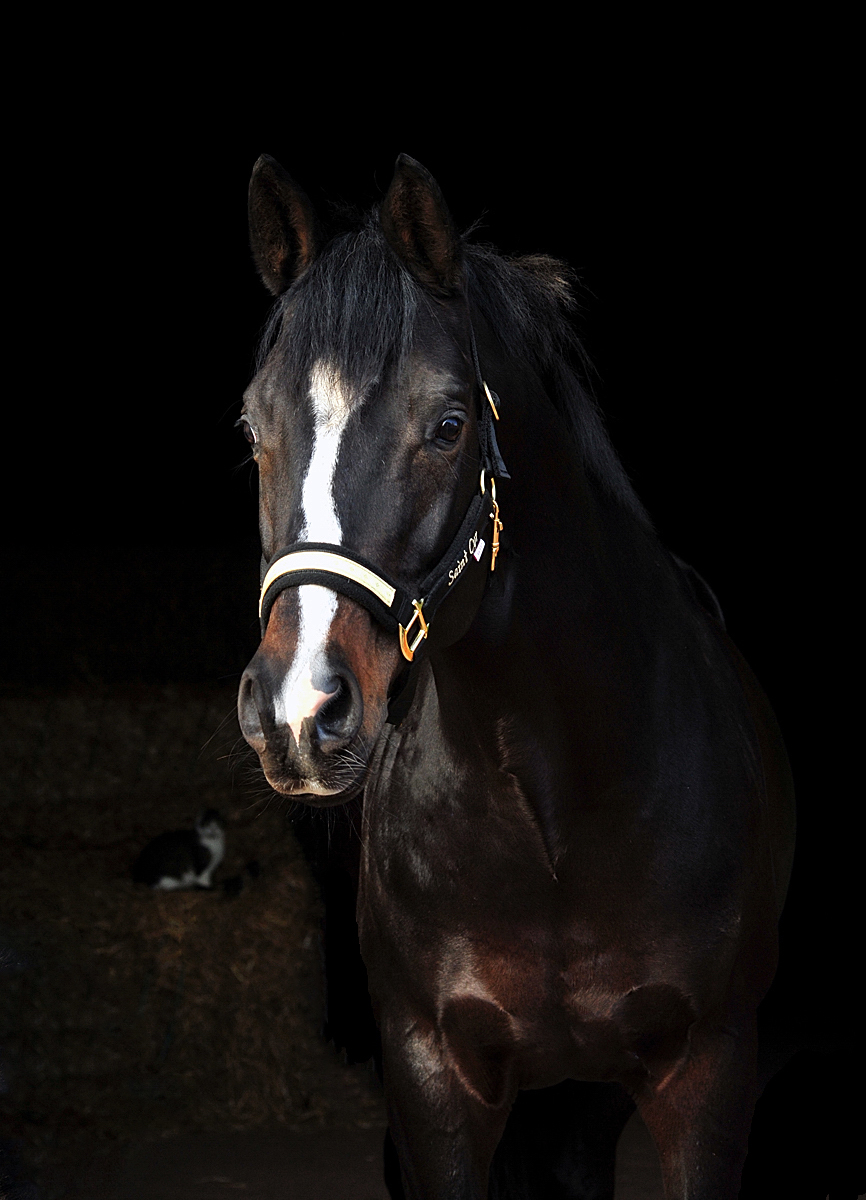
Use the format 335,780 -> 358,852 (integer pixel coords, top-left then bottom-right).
248,155 -> 321,296
380,154 -> 462,296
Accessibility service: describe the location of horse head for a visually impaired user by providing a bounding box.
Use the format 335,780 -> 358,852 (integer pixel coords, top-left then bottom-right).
237,155 -> 499,803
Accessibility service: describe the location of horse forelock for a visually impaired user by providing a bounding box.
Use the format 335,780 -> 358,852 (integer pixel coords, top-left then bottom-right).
258,213 -> 420,396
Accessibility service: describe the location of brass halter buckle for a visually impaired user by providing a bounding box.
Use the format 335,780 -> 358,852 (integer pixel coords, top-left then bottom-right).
398,599 -> 428,662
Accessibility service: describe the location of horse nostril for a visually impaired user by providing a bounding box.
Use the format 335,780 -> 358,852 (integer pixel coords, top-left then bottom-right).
237,669 -> 266,749
314,674 -> 362,749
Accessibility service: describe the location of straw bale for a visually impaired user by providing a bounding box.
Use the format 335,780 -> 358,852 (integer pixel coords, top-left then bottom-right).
0,684 -> 385,1192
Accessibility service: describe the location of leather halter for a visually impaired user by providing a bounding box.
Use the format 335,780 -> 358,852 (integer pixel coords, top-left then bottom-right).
257,325 -> 509,724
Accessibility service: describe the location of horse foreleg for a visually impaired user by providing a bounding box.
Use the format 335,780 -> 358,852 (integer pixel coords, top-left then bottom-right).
633,1014 -> 758,1200
379,1004 -> 517,1200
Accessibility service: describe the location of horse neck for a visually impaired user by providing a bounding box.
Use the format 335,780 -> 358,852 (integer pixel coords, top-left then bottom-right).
489,354 -> 660,638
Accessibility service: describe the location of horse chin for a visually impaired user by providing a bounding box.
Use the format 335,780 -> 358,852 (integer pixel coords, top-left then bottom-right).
258,748 -> 369,808
299,775 -> 367,808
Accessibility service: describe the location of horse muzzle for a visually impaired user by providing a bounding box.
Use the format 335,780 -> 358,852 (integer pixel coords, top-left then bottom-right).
238,589 -> 398,805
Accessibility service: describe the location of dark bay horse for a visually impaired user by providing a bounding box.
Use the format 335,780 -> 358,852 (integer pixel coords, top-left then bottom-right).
237,153 -> 795,1199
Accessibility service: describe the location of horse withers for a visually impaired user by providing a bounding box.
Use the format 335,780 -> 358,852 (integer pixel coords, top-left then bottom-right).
236,153 -> 795,1200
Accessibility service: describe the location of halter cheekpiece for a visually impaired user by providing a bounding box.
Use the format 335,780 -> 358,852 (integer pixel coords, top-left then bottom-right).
257,322 -> 509,722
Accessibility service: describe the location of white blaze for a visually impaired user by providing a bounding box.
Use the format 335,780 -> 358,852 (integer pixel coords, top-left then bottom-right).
275,362 -> 356,744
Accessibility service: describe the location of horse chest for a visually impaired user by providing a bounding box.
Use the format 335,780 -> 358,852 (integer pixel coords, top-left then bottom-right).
359,762 -> 713,1090
360,873 -> 696,1091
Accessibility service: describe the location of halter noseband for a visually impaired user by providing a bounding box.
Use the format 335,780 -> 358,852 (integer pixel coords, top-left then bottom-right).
257,323 -> 509,723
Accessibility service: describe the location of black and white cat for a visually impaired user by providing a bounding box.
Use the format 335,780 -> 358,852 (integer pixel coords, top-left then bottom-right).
132,809 -> 225,890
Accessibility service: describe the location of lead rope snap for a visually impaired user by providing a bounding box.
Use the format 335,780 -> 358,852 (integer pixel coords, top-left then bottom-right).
480,471 -> 504,573
490,478 -> 503,572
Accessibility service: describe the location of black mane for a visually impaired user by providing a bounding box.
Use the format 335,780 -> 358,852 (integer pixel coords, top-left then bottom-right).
462,245 -> 649,524
258,211 -> 649,525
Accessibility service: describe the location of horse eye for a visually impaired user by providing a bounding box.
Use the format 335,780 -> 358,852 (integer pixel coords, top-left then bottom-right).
435,416 -> 463,444
236,418 -> 257,445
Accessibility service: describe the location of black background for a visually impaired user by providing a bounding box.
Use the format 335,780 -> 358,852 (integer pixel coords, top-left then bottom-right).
3,58 -> 859,1189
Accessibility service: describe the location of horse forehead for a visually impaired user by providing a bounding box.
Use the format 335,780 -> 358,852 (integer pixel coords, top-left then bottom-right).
308,360 -> 357,427
307,355 -> 465,426
404,355 -> 466,399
